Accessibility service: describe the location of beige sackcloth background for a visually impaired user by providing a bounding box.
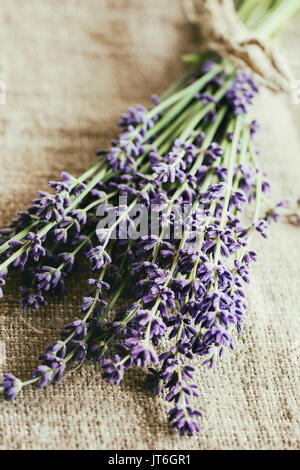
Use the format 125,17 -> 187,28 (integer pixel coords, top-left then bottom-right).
0,0 -> 299,450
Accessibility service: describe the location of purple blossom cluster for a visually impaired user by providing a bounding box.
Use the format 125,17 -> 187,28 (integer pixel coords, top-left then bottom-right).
0,158 -> 127,309
226,71 -> 259,115
89,121 -> 272,433
1,57 -> 295,437
0,373 -> 22,400
107,100 -> 160,173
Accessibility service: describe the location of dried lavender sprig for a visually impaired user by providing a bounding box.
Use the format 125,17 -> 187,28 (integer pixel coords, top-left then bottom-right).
2,0 -> 299,438
47,67 -> 259,436
18,191 -> 119,310
95,86 -> 270,435
0,243 -> 131,397
1,62 -> 237,397
87,117 -> 232,374
0,67 -> 273,438
2,79 -> 226,310
0,62 -> 229,305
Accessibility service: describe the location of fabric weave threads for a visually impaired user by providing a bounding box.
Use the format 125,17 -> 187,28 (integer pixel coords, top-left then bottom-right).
0,0 -> 299,450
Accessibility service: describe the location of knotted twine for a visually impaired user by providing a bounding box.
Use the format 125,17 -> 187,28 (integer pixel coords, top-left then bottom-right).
182,0 -> 293,94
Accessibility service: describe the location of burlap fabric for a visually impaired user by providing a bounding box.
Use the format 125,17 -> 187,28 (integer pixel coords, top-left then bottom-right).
0,0 -> 299,450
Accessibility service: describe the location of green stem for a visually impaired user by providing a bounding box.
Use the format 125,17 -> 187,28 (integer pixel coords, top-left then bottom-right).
179,81 -> 233,141
253,0 -> 300,38
214,116 -> 242,266
147,64 -> 225,120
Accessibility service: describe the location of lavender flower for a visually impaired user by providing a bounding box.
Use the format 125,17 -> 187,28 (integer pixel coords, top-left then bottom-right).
34,266 -> 62,291
226,71 -> 259,115
102,355 -> 124,385
29,191 -> 69,223
87,246 -> 112,270
1,5 -> 298,438
0,374 -> 22,400
20,287 -> 47,310
131,341 -> 159,367
34,354 -> 66,386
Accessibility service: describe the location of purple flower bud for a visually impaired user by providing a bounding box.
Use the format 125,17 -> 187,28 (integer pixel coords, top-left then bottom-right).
102,355 -> 124,385
33,354 -> 66,387
63,320 -> 88,340
131,341 -> 158,367
1,373 -> 22,400
226,71 -> 259,115
20,287 -> 47,310
254,219 -> 269,238
86,246 -> 112,270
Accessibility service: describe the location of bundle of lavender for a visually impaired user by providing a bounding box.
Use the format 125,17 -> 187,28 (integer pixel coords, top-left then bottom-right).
1,0 -> 300,436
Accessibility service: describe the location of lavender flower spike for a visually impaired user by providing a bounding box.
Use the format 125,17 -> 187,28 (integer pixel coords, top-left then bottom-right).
0,373 -> 23,400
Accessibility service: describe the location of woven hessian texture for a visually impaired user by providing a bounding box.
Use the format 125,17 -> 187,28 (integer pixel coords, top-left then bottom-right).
0,0 -> 299,450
